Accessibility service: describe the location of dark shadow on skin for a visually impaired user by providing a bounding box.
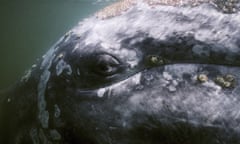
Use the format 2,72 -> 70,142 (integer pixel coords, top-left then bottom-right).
127,115 -> 240,144
0,80 -> 38,143
121,33 -> 240,67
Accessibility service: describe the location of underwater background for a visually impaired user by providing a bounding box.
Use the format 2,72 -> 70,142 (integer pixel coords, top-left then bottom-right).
0,0 -> 116,89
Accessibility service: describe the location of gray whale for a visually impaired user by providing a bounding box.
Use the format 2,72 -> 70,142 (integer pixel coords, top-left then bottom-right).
1,0 -> 240,143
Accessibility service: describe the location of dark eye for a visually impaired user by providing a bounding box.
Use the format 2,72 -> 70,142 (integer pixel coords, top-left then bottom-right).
93,54 -> 122,76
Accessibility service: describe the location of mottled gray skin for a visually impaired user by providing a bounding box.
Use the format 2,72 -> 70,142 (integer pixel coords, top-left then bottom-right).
1,0 -> 240,144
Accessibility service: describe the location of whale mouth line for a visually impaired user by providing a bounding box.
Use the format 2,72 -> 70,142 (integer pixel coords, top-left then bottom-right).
166,62 -> 240,68
72,62 -> 239,94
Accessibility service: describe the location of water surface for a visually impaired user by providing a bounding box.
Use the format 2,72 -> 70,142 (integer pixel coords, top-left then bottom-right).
0,0 -> 116,89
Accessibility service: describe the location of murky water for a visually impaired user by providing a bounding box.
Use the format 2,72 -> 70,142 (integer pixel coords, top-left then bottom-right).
0,0 -> 116,89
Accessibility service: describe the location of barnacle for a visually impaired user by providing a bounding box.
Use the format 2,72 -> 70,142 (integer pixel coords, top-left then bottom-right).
223,81 -> 232,88
147,55 -> 165,66
224,74 -> 235,82
214,74 -> 236,88
197,74 -> 208,83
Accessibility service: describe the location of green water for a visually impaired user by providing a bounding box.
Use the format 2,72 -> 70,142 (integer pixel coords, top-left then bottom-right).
0,0 -> 116,89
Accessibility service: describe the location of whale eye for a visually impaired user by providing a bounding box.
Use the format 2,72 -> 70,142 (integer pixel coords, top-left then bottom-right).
93,54 -> 121,76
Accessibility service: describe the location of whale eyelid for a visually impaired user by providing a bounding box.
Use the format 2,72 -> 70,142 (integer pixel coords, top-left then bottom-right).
97,54 -> 120,65
91,53 -> 124,76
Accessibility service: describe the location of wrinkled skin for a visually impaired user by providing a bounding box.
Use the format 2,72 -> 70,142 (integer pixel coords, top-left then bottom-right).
1,0 -> 240,144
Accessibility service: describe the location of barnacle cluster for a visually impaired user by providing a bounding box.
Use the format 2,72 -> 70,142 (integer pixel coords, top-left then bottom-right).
197,73 -> 236,88
215,74 -> 236,88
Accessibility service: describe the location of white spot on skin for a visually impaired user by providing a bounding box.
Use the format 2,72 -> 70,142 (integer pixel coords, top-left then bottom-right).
57,53 -> 64,59
64,30 -> 73,43
97,88 -> 106,98
172,80 -> 178,86
72,43 -> 80,53
54,104 -> 61,118
32,64 -> 37,68
128,60 -> 139,68
119,49 -> 139,68
122,121 -> 127,127
101,42 -> 112,49
7,98 -> 11,103
64,36 -> 71,42
202,81 -> 222,91
163,72 -> 173,81
21,70 -> 32,82
77,68 -> 81,76
168,85 -> 177,92
56,59 -> 73,76
160,79 -> 170,87
132,73 -> 142,85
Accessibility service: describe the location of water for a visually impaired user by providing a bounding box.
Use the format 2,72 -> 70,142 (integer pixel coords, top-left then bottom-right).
0,0 -> 116,89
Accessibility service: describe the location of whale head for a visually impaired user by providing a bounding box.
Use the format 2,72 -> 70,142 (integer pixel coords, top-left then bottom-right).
1,0 -> 240,143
